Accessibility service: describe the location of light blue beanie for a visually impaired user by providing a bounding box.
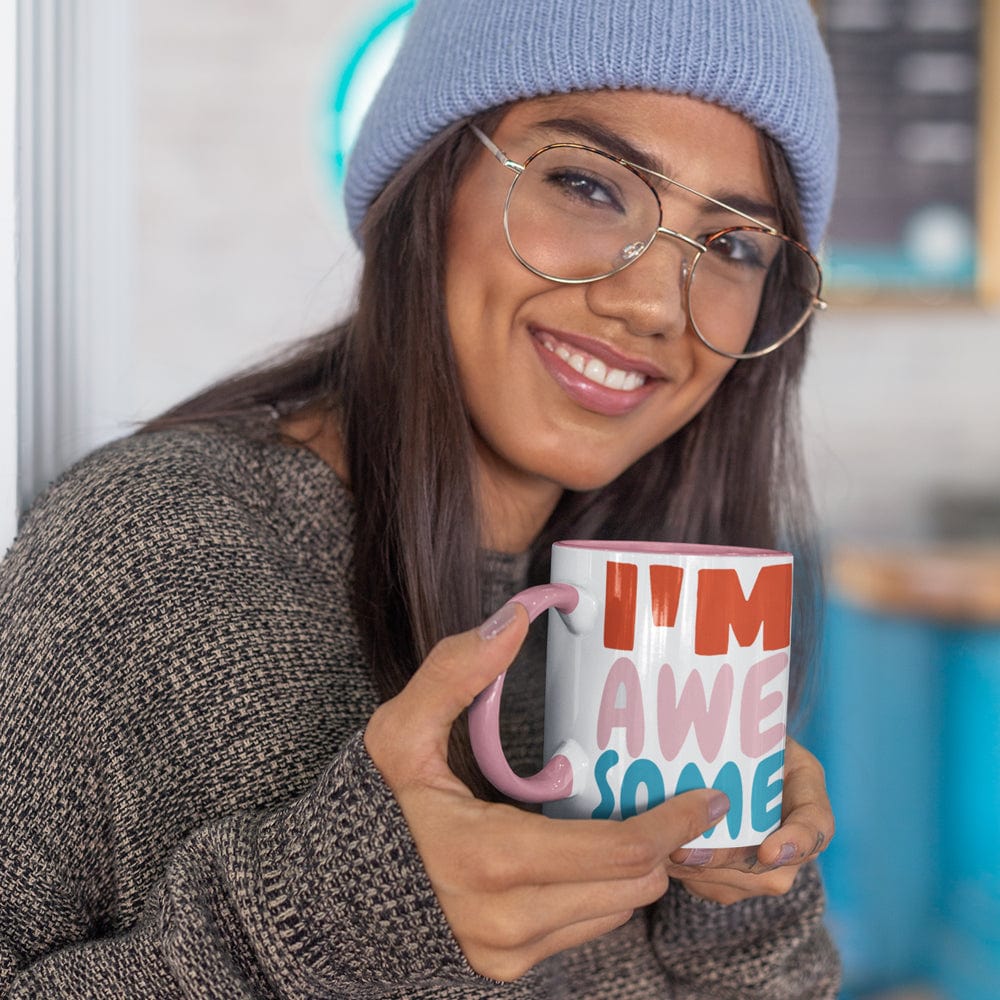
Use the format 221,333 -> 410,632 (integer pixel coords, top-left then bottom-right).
344,0 -> 838,251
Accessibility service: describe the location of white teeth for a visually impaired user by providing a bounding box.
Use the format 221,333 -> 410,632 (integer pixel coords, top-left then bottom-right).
605,368 -> 626,390
540,334 -> 648,392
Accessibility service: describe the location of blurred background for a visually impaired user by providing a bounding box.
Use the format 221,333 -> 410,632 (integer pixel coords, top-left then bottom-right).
4,1 -> 999,997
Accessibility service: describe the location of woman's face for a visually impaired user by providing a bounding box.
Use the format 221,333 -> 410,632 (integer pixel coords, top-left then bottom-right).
445,90 -> 775,543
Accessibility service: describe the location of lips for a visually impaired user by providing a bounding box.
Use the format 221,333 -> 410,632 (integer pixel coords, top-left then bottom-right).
537,332 -> 648,391
530,327 -> 663,417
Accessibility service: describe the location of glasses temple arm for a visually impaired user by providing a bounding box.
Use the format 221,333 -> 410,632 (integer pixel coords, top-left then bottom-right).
470,125 -> 524,172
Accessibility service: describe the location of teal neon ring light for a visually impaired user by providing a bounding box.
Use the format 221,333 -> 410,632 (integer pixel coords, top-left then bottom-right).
329,2 -> 415,185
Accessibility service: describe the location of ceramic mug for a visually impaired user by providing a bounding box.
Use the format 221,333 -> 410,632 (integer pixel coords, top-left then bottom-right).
469,540 -> 794,847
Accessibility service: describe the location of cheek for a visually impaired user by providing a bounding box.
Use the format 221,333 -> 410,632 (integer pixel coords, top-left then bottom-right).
444,220 -> 551,367
444,163 -> 510,301
690,355 -> 738,406
642,358 -> 736,450
445,216 -> 504,342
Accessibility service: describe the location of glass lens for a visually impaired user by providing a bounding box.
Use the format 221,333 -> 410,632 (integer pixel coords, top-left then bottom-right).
505,145 -> 660,281
688,229 -> 821,357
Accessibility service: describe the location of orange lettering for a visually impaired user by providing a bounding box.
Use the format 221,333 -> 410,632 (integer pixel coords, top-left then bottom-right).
649,564 -> 684,628
604,561 -> 638,651
694,564 -> 792,655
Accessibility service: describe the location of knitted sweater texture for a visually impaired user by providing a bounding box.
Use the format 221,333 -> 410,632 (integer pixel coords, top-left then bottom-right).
0,423 -> 841,998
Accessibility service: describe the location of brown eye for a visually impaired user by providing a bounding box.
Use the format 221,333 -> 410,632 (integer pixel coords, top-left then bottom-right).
543,169 -> 626,213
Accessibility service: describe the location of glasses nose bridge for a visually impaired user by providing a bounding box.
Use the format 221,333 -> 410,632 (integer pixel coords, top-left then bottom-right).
637,225 -> 705,284
654,225 -> 706,256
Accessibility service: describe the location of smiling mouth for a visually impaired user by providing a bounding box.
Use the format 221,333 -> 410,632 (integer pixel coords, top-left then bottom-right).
537,332 -> 649,392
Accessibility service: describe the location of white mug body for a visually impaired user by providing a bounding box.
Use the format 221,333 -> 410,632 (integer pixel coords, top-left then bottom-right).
539,541 -> 791,849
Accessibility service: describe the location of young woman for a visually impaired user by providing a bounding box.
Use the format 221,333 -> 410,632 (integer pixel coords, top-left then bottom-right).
0,0 -> 841,996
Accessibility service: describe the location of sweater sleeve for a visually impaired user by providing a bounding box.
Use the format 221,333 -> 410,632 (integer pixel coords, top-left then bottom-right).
0,431 -> 533,999
647,865 -> 841,999
2,733 -> 495,998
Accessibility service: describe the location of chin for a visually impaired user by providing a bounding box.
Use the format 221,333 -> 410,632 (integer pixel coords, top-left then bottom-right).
547,462 -> 633,494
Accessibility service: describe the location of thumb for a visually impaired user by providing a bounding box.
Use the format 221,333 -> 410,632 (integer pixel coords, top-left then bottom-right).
632,787 -> 732,854
400,601 -> 530,737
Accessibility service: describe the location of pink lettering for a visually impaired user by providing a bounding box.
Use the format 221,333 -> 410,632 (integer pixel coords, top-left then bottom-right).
656,662 -> 734,763
740,653 -> 788,758
596,657 -> 645,757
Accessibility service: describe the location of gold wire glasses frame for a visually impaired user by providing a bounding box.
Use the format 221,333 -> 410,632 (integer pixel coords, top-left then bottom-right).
471,125 -> 827,360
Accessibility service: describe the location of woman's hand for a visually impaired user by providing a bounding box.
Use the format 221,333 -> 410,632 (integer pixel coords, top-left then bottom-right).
364,602 -> 730,982
665,737 -> 835,906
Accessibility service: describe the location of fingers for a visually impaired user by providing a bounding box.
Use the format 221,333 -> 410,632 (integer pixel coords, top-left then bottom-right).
365,603 -> 531,784
677,869 -> 801,905
519,870 -> 670,934
464,909 -> 637,983
454,868 -> 666,968
669,738 -> 834,870
427,790 -> 728,981
765,737 -> 834,862
433,787 -> 730,891
612,788 -> 732,878
670,845 -> 774,874
370,603 -> 848,973
366,600 -> 736,979
749,738 -> 834,871
665,841 -> 804,902
403,602 -> 530,732
666,739 -> 835,903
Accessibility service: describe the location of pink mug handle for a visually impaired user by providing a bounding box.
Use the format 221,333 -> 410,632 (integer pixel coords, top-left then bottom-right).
468,583 -> 584,803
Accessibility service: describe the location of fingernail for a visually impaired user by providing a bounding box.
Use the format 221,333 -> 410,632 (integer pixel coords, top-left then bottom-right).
707,792 -> 730,823
680,848 -> 713,867
477,602 -> 519,641
776,842 -> 798,865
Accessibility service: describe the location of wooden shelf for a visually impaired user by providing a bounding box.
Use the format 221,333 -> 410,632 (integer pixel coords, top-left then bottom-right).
831,544 -> 1000,625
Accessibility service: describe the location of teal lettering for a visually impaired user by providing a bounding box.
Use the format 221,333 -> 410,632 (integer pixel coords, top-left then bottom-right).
620,759 -> 666,819
675,761 -> 743,840
591,749 -> 620,819
751,749 -> 785,833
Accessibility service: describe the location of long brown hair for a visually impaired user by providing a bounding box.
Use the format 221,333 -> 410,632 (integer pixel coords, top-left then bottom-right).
146,103 -> 822,792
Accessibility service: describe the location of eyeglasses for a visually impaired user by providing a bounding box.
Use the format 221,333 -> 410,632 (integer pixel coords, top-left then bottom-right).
471,126 -> 826,360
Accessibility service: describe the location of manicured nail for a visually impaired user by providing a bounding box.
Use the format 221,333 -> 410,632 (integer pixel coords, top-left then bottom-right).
680,849 -> 713,866
707,792 -> 730,823
477,602 -> 519,641
775,842 -> 798,865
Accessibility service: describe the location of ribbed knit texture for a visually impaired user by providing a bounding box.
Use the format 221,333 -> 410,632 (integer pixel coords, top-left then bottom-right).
0,423 -> 841,997
344,0 -> 838,250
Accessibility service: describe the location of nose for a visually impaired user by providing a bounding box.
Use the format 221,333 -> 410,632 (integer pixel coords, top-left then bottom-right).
583,231 -> 694,339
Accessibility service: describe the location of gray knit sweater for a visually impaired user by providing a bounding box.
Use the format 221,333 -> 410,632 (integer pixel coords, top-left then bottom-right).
0,423 -> 841,998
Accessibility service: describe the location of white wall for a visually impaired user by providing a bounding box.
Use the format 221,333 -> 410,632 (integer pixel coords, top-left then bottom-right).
14,0 -> 134,523
1,1 -> 17,553
803,303 -> 1000,542
131,0 -> 364,423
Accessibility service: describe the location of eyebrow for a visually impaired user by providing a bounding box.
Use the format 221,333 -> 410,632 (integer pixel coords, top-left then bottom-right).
532,116 -> 664,171
526,115 -> 780,226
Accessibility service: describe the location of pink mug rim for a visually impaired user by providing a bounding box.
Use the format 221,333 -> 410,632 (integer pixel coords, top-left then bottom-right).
555,539 -> 791,558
